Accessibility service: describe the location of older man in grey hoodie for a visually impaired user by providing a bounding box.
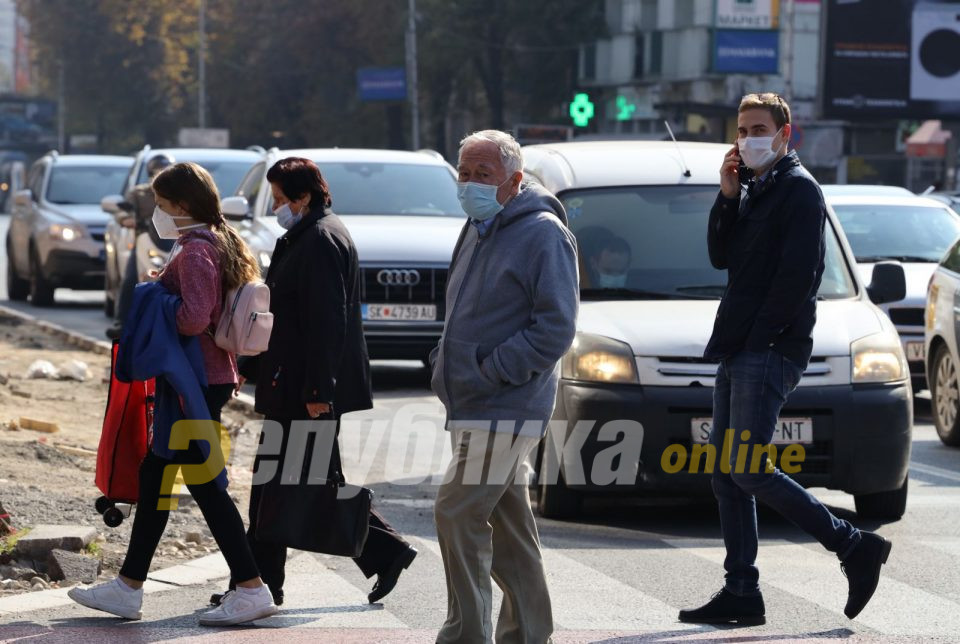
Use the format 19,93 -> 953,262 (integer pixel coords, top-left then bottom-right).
430,130 -> 579,644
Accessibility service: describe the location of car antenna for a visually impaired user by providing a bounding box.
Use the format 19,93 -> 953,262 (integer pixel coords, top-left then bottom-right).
664,120 -> 692,178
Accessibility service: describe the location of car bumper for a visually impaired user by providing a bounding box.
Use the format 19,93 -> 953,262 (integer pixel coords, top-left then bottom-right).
551,379 -> 913,497
362,321 -> 443,360
42,248 -> 105,289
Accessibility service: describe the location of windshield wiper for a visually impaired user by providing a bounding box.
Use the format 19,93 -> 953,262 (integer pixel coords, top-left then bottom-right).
857,255 -> 934,263
582,287 -> 682,300
675,284 -> 726,297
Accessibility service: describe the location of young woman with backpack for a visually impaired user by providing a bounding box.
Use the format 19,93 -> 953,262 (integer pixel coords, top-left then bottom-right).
69,162 -> 278,626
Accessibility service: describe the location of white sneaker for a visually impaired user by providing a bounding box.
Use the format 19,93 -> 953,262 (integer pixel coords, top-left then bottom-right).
68,578 -> 143,620
198,586 -> 278,626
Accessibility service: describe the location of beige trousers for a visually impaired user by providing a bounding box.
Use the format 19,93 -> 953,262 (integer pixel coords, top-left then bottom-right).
434,429 -> 554,644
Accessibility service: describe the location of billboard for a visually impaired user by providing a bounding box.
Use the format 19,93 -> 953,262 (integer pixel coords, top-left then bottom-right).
714,30 -> 780,74
823,0 -> 960,119
716,0 -> 781,29
357,67 -> 407,102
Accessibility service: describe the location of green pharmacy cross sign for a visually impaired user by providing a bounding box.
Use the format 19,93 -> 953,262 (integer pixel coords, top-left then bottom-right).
616,95 -> 637,121
569,93 -> 595,127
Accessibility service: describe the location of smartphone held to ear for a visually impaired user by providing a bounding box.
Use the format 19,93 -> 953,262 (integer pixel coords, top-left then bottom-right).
738,158 -> 754,185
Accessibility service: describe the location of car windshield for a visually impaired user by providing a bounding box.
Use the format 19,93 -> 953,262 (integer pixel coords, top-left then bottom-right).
267,162 -> 464,217
46,166 -> 129,204
563,186 -> 857,300
832,204 -> 960,263
137,158 -> 254,196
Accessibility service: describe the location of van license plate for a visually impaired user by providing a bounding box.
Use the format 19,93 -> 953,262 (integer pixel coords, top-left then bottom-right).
906,342 -> 924,362
691,418 -> 813,445
362,304 -> 437,321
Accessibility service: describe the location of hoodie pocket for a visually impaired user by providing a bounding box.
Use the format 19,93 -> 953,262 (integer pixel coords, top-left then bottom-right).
437,338 -> 499,409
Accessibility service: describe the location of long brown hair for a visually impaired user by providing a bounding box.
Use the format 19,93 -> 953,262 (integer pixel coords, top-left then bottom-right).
152,162 -> 260,292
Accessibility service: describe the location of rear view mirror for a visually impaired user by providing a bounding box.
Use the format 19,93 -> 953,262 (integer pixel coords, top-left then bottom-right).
100,194 -> 124,214
221,196 -> 251,221
13,189 -> 31,208
867,261 -> 907,305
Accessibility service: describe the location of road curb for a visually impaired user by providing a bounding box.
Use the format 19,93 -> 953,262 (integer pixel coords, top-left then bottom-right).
0,303 -> 258,416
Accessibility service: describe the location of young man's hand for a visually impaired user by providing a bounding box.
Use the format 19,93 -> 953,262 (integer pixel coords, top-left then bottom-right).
720,144 -> 741,199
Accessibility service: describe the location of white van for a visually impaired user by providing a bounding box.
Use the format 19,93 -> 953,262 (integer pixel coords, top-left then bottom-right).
523,141 -> 913,521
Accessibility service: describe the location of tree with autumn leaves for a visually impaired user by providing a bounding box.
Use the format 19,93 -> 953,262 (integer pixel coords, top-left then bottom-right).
18,0 -> 604,157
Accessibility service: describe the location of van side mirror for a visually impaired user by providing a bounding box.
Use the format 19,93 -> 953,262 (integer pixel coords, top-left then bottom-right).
221,196 -> 251,221
100,194 -> 124,215
13,189 -> 31,208
867,261 -> 907,305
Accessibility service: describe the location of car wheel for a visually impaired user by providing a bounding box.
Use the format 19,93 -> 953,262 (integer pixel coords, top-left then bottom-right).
931,344 -> 960,446
854,476 -> 908,521
6,243 -> 28,301
28,246 -> 54,306
537,446 -> 582,519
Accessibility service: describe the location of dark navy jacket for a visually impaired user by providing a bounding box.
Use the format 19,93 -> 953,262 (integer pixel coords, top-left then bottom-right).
117,281 -> 227,490
704,151 -> 826,367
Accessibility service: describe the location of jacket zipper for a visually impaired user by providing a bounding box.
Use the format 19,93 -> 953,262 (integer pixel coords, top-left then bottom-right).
442,237 -> 483,419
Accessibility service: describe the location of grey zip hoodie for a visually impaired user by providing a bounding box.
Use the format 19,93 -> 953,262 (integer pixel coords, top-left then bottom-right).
430,183 -> 579,436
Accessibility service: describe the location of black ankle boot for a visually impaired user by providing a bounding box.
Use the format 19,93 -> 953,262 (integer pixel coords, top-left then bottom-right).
842,532 -> 892,619
679,589 -> 766,625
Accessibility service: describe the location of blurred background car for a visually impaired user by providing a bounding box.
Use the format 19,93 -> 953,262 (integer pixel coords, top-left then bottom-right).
100,146 -> 262,317
221,147 -> 465,362
827,193 -> 960,391
926,191 -> 960,210
821,184 -> 915,198
924,239 -> 960,448
6,151 -> 132,306
524,140 -> 912,521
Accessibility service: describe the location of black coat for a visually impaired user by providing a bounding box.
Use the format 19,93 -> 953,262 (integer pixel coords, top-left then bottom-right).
240,206 -> 372,419
703,151 -> 826,367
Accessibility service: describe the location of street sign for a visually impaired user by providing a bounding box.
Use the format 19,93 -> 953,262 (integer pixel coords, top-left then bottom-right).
177,128 -> 229,148
357,67 -> 407,101
569,93 -> 595,128
714,30 -> 779,74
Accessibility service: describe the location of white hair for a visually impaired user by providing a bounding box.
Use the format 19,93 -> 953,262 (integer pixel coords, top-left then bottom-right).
458,129 -> 523,175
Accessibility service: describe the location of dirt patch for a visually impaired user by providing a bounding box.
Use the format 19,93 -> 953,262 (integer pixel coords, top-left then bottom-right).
0,312 -> 264,594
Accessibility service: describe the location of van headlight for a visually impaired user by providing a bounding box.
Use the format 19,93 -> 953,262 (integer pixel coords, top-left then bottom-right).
49,224 -> 85,242
851,332 -> 908,383
562,333 -> 639,384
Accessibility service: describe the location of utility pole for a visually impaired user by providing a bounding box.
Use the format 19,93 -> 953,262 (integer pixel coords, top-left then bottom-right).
57,60 -> 65,152
406,0 -> 420,150
782,0 -> 795,103
198,0 -> 207,129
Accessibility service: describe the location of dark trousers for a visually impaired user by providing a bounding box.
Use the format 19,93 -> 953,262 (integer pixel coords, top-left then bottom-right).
240,414 -> 410,595
119,384 -> 260,583
710,349 -> 860,597
115,243 -> 139,324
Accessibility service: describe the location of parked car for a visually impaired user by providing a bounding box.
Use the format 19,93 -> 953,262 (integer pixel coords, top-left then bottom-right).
100,147 -> 262,316
523,141 -> 912,521
221,147 -> 465,361
827,194 -> 960,391
923,238 -> 960,447
927,191 -> 960,210
6,151 -> 132,305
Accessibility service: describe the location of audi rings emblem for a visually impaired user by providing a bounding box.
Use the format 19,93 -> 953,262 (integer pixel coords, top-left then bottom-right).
377,269 -> 421,287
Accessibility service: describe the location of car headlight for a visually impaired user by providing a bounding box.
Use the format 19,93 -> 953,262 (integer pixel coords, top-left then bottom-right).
562,333 -> 639,384
49,224 -> 85,242
258,251 -> 272,269
851,332 -> 908,383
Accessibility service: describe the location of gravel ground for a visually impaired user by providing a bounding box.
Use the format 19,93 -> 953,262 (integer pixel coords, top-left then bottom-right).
0,311 -> 264,594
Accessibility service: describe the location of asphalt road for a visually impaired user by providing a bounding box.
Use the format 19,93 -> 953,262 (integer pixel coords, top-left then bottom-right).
2,212 -> 960,642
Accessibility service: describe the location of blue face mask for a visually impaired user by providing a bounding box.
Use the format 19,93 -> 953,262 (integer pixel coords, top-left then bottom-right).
274,203 -> 303,230
596,272 -> 628,289
457,178 -> 510,221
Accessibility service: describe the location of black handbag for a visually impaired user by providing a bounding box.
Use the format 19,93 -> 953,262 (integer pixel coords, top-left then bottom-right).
253,415 -> 372,557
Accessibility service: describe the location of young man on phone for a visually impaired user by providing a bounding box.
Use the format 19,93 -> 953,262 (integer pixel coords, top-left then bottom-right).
679,93 -> 892,625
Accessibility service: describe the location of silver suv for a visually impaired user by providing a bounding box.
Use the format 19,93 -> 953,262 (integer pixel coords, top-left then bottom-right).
6,151 -> 132,305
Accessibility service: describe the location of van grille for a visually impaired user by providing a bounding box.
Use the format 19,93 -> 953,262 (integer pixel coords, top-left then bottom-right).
360,266 -> 448,306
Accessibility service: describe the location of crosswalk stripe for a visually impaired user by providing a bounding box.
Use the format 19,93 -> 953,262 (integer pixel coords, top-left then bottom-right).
910,461 -> 960,484
257,553 -> 408,630
667,538 -> 960,637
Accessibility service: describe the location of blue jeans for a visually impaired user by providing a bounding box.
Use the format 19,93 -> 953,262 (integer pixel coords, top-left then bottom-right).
710,349 -> 860,597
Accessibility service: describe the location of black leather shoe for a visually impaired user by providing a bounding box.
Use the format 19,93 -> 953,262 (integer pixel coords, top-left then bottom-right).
210,587 -> 283,606
368,547 -> 417,604
679,589 -> 766,625
842,532 -> 892,619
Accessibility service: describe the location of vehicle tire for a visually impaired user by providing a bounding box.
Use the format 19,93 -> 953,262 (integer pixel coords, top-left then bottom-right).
537,444 -> 582,519
854,476 -> 908,521
931,343 -> 960,446
6,244 -> 28,301
28,246 -> 54,306
95,496 -> 113,515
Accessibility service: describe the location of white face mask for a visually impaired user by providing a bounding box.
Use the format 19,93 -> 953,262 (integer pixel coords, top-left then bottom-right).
152,206 -> 205,240
738,128 -> 785,171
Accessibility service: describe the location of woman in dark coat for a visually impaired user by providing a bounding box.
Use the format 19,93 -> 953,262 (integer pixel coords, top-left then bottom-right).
213,157 -> 416,606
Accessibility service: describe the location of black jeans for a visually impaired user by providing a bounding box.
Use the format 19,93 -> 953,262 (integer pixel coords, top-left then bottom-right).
237,414 -> 410,595
119,383 -> 260,583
